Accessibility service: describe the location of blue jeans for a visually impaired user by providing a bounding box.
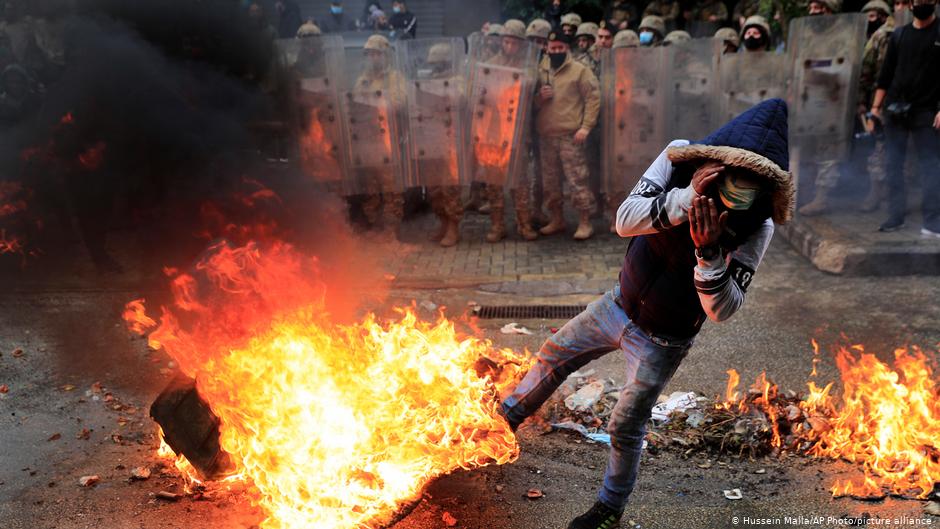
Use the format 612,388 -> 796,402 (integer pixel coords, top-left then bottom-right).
501,285 -> 693,511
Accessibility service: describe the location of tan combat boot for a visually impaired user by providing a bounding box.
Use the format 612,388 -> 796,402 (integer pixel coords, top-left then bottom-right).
428,214 -> 447,242
798,188 -> 831,216
539,207 -> 566,236
439,219 -> 460,247
573,211 -> 594,240
516,210 -> 539,241
486,210 -> 507,243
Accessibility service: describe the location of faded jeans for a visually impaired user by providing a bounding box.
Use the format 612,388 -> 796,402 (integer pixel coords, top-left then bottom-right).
501,285 -> 693,511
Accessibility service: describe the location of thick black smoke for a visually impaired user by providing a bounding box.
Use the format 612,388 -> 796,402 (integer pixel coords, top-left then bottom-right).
0,0 -> 318,277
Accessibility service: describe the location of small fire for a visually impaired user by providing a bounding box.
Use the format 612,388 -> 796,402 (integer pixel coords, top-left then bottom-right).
802,344 -> 940,499
127,241 -> 530,529
722,342 -> 939,500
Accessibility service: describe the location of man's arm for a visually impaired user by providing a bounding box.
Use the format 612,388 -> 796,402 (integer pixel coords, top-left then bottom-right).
694,217 -> 774,322
616,140 -> 727,237
578,68 -> 601,131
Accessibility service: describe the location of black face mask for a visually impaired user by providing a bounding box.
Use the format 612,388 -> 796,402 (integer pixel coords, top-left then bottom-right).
867,18 -> 885,37
549,51 -> 567,69
743,36 -> 765,50
912,3 -> 935,19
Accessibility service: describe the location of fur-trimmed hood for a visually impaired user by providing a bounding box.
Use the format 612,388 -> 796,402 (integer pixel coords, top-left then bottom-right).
666,98 -> 793,224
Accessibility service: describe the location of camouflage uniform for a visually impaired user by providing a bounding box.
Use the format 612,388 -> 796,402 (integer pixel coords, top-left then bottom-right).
859,2 -> 895,202
480,22 -> 538,241
536,52 -> 600,218
354,38 -> 407,230
692,0 -> 729,22
643,0 -> 681,27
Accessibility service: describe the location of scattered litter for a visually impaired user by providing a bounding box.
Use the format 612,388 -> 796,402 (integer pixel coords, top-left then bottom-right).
46,433 -> 61,442
130,467 -> 151,481
754,468 -> 767,474
78,475 -> 100,487
650,392 -> 700,422
525,488 -> 544,499
685,409 -> 706,428
564,381 -> 606,411
550,327 -> 559,333
155,491 -> 182,501
495,484 -> 504,493
500,323 -> 532,335
0,384 -> 8,394
723,488 -> 743,500
61,384 -> 76,392
442,511 -> 458,527
697,460 -> 712,469
76,429 -> 91,440
90,382 -> 103,393
552,421 -> 612,445
11,348 -> 23,357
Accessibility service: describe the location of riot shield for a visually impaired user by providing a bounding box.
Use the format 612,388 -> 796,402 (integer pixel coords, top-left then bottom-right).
601,46 -> 668,205
277,36 -> 349,192
664,38 -> 719,141
786,13 -> 866,202
715,51 -> 787,125
398,38 -> 466,188
339,45 -> 407,194
464,34 -> 539,188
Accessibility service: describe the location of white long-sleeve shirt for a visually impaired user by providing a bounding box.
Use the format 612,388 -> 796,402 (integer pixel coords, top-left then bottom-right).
616,140 -> 774,323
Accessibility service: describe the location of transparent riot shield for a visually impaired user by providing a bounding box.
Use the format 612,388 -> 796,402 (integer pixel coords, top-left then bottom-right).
277,36 -> 349,192
339,44 -> 407,195
664,38 -> 719,141
787,13 -> 867,205
397,38 -> 466,188
715,51 -> 788,125
464,34 -> 539,188
601,46 -> 668,206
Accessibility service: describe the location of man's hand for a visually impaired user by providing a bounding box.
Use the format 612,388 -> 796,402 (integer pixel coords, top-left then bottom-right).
933,110 -> 940,130
689,196 -> 728,249
870,105 -> 883,123
540,85 -> 554,102
691,161 -> 725,195
573,127 -> 590,145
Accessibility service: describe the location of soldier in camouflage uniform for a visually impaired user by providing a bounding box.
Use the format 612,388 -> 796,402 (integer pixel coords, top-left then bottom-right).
482,19 -> 539,242
424,42 -> 465,247
638,15 -> 666,46
574,22 -> 601,76
797,0 -> 848,216
663,30 -> 692,45
642,0 -> 680,31
560,12 -> 582,37
714,26 -> 740,53
858,0 -> 894,211
612,29 -> 640,48
536,31 -> 601,240
355,35 -> 408,235
527,18 -> 553,227
691,0 -> 729,23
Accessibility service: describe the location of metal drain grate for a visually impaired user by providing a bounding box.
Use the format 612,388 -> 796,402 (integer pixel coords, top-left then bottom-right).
474,305 -> 587,320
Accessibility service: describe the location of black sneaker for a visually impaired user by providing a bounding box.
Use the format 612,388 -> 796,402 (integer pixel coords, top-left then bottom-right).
878,217 -> 905,232
567,500 -> 624,529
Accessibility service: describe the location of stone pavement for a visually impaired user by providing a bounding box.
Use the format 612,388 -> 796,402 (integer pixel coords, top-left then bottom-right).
388,210 -> 626,294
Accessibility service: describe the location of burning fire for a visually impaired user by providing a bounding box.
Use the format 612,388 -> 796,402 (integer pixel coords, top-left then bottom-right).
722,342 -> 939,500
126,241 -> 530,529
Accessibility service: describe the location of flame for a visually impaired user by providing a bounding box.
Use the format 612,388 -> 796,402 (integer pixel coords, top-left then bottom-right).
802,345 -> 940,499
126,241 -> 530,529
721,341 -> 939,499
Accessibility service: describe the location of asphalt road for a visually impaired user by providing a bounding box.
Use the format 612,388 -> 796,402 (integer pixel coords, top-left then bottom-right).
1,238 -> 938,529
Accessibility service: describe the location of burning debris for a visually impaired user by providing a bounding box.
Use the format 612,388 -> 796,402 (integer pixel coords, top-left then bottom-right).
538,342 -> 939,502
125,241 -> 533,529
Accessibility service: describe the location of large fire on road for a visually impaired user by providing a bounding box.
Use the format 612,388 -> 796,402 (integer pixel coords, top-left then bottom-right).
126,241 -> 532,529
